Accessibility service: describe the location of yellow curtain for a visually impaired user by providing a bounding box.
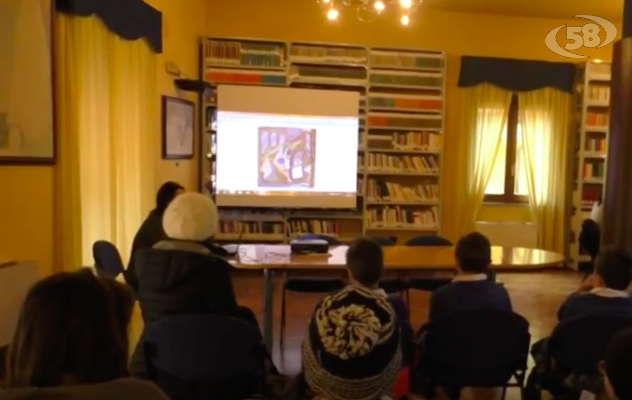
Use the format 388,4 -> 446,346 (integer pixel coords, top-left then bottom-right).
518,88 -> 571,254
457,84 -> 512,235
54,14 -> 158,270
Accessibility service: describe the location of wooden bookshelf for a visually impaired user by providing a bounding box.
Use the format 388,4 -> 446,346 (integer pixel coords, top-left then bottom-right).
200,38 -> 446,243
568,61 -> 611,269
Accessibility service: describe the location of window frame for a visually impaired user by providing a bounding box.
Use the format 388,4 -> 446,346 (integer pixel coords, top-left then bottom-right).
484,94 -> 529,204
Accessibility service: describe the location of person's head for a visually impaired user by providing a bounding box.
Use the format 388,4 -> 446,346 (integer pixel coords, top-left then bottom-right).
162,192 -> 218,243
7,269 -> 135,388
603,328 -> 632,400
579,219 -> 601,260
302,286 -> 401,400
155,181 -> 185,215
346,237 -> 384,288
455,232 -> 492,273
593,247 -> 632,291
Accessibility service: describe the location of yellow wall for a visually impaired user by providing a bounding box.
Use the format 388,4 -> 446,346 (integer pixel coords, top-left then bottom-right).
0,167 -> 53,275
145,0 -> 207,192
205,2 -> 620,241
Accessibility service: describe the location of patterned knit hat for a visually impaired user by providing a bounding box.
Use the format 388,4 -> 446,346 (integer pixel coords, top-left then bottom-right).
302,286 -> 402,400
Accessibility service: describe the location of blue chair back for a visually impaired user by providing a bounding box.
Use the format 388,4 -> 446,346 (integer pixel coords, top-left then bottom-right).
145,314 -> 263,381
549,315 -> 632,376
296,234 -> 340,245
371,236 -> 397,246
405,235 -> 452,246
92,240 -> 124,277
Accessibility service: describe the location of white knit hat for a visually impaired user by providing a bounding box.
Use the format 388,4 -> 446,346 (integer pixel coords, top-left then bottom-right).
162,192 -> 218,242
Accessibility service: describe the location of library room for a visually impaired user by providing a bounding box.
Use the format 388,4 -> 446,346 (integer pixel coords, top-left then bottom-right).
2,0 -> 632,399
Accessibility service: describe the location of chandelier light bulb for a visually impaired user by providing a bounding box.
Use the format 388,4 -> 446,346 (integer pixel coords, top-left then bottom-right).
401,15 -> 409,25
400,0 -> 412,7
323,0 -> 331,2
327,8 -> 339,19
374,1 -> 385,11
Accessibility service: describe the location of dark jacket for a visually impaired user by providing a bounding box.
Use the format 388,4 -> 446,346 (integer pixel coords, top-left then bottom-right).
134,240 -> 238,324
429,279 -> 512,321
125,211 -> 167,290
130,240 -> 239,376
557,291 -> 632,322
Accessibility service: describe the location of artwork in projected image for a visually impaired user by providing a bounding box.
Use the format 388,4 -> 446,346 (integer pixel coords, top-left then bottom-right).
257,127 -> 316,189
0,0 -> 54,163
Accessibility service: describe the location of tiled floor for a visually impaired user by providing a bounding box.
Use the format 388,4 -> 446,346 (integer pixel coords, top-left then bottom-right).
130,270 -> 582,399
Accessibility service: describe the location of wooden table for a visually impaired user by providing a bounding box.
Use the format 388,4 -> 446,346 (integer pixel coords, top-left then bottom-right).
232,245 -> 565,350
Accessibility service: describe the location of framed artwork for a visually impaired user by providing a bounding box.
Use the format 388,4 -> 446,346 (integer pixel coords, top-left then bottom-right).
162,96 -> 195,160
0,0 -> 55,164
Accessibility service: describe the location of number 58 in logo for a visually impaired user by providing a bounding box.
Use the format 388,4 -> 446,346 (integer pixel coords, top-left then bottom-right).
545,15 -> 618,58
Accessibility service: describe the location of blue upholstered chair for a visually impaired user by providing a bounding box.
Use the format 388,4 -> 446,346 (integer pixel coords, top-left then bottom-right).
144,314 -> 264,400
405,235 -> 454,292
280,234 -> 346,350
92,240 -> 125,279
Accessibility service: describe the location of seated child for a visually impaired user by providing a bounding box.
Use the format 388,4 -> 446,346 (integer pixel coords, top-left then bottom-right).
525,247 -> 632,400
302,285 -> 402,400
429,232 -> 512,320
558,246 -> 632,322
346,237 -> 408,324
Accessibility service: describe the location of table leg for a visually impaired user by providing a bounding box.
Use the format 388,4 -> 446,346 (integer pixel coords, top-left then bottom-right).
263,268 -> 274,352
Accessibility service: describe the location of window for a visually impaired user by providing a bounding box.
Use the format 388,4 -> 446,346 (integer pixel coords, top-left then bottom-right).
484,94 -> 529,203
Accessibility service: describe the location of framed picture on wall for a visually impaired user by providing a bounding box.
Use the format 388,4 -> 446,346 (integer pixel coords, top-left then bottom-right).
162,96 -> 195,159
0,0 -> 55,165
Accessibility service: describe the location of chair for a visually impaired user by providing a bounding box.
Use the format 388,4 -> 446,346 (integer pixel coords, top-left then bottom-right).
405,235 -> 454,292
416,309 -> 530,400
534,315 -> 632,398
144,314 -> 265,400
280,234 -> 346,350
92,240 -> 125,279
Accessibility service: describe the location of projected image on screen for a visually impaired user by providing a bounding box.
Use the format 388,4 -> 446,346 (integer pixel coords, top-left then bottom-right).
258,127 -> 316,189
216,85 -> 360,209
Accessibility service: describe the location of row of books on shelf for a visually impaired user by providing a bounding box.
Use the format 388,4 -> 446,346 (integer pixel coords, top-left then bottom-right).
219,221 -> 285,234
585,138 -> 606,152
289,65 -> 365,80
582,162 -> 606,180
366,179 -> 439,202
367,132 -> 442,151
289,45 -> 366,64
365,154 -> 439,173
288,220 -> 341,236
206,40 -> 284,68
366,206 -> 439,229
587,86 -> 610,102
586,113 -> 608,126
369,72 -> 442,88
369,52 -> 444,70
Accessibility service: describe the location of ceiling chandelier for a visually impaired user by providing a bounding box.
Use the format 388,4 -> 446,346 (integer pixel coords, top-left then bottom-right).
316,0 -> 423,25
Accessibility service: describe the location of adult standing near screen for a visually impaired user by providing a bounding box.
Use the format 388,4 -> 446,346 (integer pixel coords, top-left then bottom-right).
124,181 -> 184,290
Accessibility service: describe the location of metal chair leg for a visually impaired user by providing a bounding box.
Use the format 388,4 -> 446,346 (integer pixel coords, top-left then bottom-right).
279,286 -> 287,351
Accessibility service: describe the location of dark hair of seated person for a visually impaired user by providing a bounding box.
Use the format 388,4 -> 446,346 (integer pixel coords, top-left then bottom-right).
155,181 -> 185,215
595,247 -> 632,291
346,236 -> 384,287
6,269 -> 135,388
455,232 -> 492,274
